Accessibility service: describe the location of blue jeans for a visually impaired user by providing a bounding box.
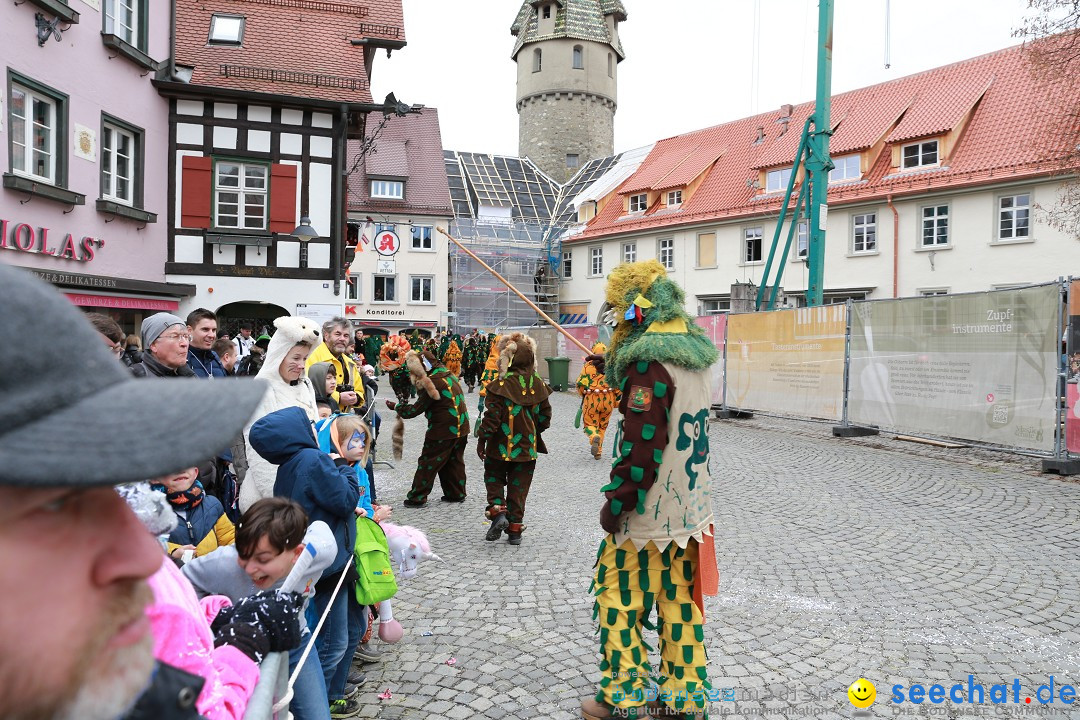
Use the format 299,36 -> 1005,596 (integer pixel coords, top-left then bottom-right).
310,586 -> 350,701
288,629 -> 330,720
328,589 -> 369,700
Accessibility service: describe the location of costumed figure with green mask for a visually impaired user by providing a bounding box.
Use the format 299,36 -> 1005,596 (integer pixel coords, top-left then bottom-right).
581,260 -> 720,720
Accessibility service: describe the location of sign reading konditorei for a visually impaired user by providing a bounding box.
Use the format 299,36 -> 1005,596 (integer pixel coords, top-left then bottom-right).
0,219 -> 104,262
848,284 -> 1059,451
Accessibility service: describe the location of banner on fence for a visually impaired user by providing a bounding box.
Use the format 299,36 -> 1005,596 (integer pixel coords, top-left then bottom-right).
695,314 -> 727,405
849,285 -> 1059,452
1068,280 -> 1080,453
724,305 -> 846,420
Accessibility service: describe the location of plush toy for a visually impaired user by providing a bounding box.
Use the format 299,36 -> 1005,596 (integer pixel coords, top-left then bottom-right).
372,523 -> 442,644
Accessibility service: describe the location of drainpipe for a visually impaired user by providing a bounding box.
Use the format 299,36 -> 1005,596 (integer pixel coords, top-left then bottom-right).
887,193 -> 899,298
332,104 -> 347,296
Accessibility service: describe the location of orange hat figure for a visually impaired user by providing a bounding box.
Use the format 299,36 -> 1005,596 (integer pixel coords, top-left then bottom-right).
576,341 -> 621,460
581,260 -> 720,720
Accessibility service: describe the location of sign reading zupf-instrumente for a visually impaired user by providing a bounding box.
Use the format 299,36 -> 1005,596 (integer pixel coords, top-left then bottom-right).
848,285 -> 1059,451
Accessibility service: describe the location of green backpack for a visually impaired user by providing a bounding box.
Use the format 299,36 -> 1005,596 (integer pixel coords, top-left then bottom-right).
353,517 -> 398,605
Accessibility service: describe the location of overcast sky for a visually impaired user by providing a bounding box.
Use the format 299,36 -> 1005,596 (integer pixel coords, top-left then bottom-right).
372,0 -> 1034,158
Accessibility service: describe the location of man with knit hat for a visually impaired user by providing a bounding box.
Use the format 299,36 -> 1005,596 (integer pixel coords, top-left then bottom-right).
131,312 -> 196,378
0,264 -> 269,719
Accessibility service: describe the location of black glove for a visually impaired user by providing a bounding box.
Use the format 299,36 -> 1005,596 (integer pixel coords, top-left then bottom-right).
586,353 -> 606,375
212,589 -> 305,663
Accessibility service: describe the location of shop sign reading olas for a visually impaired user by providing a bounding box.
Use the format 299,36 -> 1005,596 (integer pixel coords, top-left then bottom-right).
0,219 -> 104,262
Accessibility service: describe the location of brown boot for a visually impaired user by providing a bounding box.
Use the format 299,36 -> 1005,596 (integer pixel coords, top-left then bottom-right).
581,696 -> 639,720
590,434 -> 603,459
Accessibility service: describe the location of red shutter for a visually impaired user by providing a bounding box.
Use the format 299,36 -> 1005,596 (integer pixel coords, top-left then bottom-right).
268,163 -> 299,234
180,156 -> 213,229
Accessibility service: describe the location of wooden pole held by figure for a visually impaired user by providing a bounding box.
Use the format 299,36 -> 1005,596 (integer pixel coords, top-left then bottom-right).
437,226 -> 592,355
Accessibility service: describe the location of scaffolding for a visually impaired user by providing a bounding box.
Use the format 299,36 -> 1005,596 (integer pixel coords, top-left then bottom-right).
448,218 -> 560,332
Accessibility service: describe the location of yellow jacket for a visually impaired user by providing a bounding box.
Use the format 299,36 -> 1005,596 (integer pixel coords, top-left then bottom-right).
306,342 -> 365,409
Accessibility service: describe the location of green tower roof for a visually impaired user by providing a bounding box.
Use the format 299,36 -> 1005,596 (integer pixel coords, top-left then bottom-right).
511,0 -> 627,60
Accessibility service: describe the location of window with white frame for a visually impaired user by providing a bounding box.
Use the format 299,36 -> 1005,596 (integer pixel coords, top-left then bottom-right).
376,222 -> 395,235
998,193 -> 1030,241
920,288 -> 949,296
370,180 -> 403,199
920,289 -> 949,327
373,275 -> 396,302
765,167 -> 792,193
921,204 -> 949,247
622,242 -> 636,263
667,189 -> 682,206
901,140 -> 939,170
411,225 -> 433,251
102,120 -> 138,206
658,237 -> 674,269
795,222 -> 808,259
696,232 -> 716,268
345,275 -> 361,301
699,298 -> 730,315
104,0 -> 141,47
572,45 -> 583,69
852,213 -> 877,253
829,154 -> 861,183
208,14 -> 244,45
562,250 -> 572,278
410,275 -> 433,303
10,81 -> 60,184
590,247 -> 603,276
215,161 -> 267,229
628,193 -> 647,212
744,227 -> 763,263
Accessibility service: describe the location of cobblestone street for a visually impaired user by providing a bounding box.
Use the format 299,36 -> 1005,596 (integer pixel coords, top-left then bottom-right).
352,377 -> 1080,720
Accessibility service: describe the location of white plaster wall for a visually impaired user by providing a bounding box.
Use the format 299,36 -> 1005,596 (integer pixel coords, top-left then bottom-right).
308,162 -> 333,238
167,275 -> 347,318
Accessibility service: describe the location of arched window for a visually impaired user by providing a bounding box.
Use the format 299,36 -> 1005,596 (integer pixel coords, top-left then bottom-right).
533,48 -> 542,73
572,45 -> 583,69
607,53 -> 613,77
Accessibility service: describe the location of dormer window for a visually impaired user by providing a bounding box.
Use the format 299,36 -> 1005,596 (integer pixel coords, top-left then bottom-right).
829,154 -> 861,183
765,167 -> 792,193
371,179 -> 403,199
902,139 -> 939,170
208,14 -> 245,46
543,4 -> 551,19
628,193 -> 647,212
666,190 -> 682,207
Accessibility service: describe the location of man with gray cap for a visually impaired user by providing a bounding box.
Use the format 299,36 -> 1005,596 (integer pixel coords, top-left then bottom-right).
131,312 -> 196,378
0,263 -> 279,719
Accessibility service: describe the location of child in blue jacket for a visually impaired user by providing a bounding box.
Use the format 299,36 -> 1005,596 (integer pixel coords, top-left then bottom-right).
248,406 -> 360,717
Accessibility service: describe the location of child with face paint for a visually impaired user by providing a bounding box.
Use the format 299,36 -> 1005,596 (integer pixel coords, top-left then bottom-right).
313,414 -> 392,713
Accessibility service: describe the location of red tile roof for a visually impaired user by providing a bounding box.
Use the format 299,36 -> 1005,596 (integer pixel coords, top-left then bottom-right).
175,0 -> 404,104
347,108 -> 452,216
572,39 -> 1080,243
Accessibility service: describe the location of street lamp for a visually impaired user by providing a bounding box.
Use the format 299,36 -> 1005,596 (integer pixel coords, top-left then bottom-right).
290,216 -> 320,241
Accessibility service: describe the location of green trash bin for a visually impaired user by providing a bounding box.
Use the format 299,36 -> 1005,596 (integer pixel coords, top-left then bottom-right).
545,356 -> 571,391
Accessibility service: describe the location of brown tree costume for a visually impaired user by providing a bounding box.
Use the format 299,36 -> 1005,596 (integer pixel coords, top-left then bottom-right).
390,350 -> 471,506
476,332 -> 552,544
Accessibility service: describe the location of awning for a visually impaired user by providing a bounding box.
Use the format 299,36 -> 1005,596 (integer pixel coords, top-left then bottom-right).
65,293 -> 180,311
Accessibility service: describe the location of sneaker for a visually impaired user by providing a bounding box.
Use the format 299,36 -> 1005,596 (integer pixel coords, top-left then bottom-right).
329,697 -> 361,718
343,683 -> 359,700
347,669 -> 367,686
485,514 -> 509,541
354,641 -> 383,663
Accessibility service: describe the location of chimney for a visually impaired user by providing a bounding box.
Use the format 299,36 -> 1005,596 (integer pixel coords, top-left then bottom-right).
777,104 -> 793,137
753,126 -> 765,144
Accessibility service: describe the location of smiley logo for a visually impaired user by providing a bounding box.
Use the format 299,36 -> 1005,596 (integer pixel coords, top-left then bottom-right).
848,678 -> 876,708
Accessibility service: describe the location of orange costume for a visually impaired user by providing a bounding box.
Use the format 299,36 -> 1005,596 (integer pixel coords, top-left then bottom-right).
576,342 -> 621,459
444,340 -> 462,377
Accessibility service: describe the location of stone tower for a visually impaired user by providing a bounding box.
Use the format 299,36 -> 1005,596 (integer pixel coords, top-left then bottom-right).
511,0 -> 626,183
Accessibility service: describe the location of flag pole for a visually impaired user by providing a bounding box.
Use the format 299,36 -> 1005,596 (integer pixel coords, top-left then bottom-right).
437,226 -> 592,355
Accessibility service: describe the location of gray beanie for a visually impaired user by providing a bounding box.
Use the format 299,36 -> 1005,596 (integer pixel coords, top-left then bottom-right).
141,312 -> 186,349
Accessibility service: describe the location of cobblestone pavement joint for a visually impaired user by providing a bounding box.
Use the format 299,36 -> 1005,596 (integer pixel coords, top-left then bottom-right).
351,377 -> 1080,719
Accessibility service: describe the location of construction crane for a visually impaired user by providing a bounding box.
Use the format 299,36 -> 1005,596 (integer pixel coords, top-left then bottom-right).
755,0 -> 834,310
